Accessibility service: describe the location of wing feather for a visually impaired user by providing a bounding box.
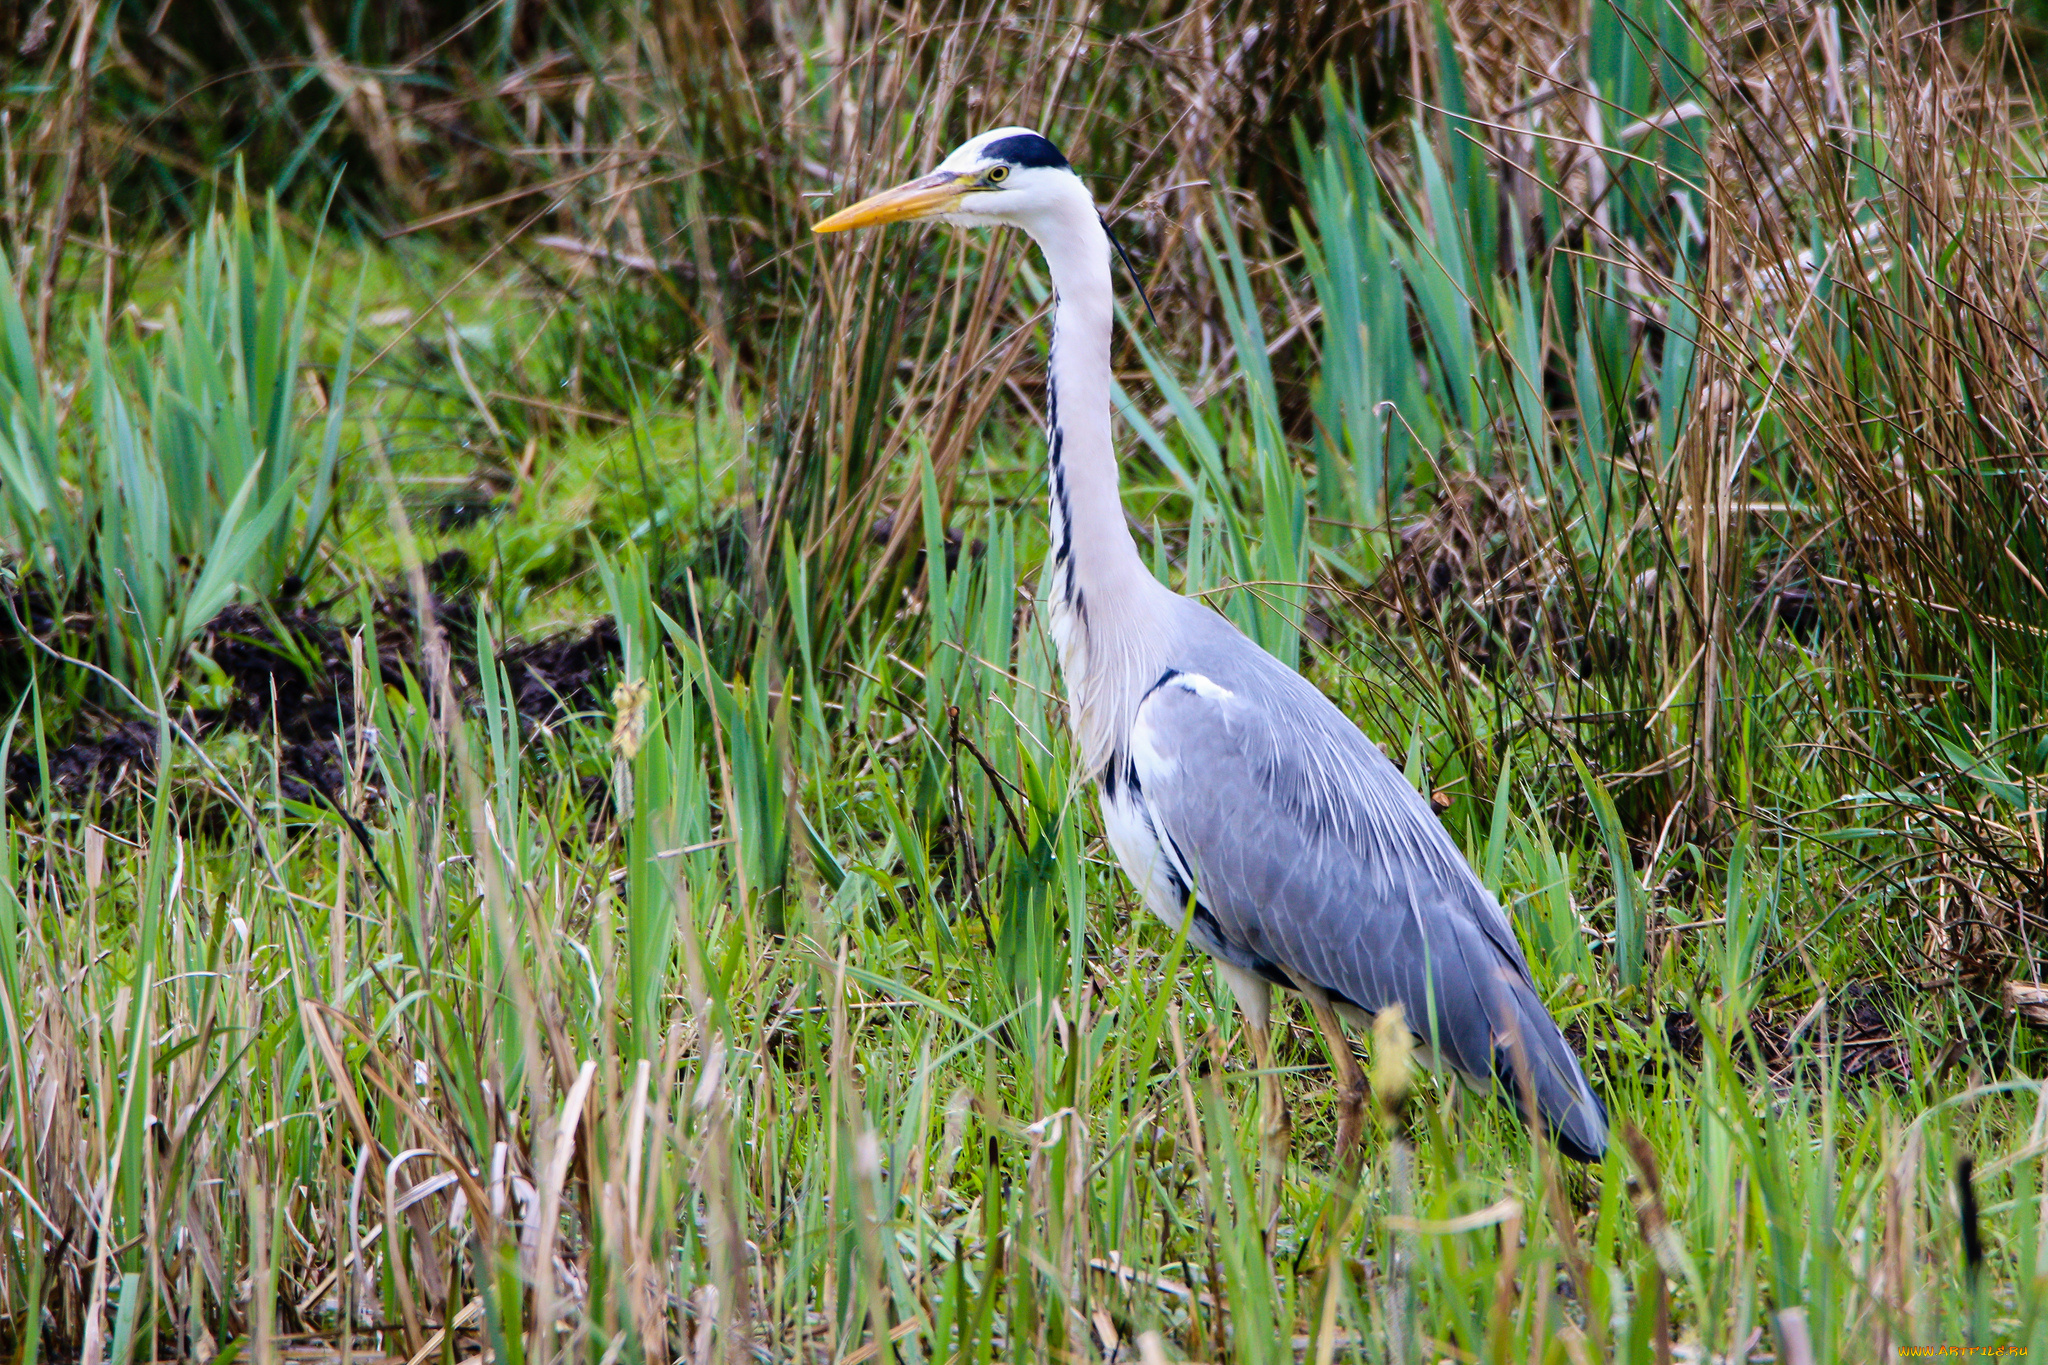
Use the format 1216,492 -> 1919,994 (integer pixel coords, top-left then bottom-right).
1127,648 -> 1608,1161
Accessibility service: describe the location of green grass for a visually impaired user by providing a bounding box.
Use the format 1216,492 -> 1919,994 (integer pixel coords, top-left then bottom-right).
2,492 -> 2041,1361
3,0 -> 2048,1361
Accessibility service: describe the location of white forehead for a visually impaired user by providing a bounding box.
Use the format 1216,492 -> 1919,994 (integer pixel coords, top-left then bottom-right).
936,126 -> 1060,172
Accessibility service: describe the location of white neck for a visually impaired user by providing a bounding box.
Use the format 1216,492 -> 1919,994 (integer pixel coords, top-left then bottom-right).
1021,195 -> 1148,611
1016,188 -> 1171,778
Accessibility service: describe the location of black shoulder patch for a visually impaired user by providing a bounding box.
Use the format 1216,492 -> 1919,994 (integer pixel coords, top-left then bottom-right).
1141,668 -> 1184,701
983,133 -> 1068,169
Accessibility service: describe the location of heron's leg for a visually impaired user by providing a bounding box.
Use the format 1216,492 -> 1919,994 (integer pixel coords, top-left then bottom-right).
1288,974 -> 1369,1167
1216,963 -> 1289,1226
1244,1012 -> 1291,1227
1278,976 -> 1372,1272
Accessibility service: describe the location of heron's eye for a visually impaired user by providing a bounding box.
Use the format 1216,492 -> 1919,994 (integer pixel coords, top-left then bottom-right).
986,165 -> 1011,185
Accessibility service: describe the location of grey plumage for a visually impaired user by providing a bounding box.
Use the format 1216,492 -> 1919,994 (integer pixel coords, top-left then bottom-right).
1106,600 -> 1608,1161
815,124 -> 1609,1167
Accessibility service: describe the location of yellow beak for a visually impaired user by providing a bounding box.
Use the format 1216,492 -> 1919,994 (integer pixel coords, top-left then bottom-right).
812,171 -> 973,233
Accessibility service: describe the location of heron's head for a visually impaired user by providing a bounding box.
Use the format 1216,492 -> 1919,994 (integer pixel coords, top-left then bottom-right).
812,128 -> 1086,237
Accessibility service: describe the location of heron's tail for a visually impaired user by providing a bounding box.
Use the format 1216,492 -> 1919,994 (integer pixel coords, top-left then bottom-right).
1491,978 -> 1608,1162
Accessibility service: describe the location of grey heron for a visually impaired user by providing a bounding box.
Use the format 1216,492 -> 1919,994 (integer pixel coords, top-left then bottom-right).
814,128 -> 1609,1184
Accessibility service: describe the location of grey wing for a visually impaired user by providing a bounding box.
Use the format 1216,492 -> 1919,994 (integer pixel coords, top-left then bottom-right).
1127,664 -> 1608,1161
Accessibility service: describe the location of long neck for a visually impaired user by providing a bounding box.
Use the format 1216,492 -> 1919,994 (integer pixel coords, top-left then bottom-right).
1027,201 -> 1147,610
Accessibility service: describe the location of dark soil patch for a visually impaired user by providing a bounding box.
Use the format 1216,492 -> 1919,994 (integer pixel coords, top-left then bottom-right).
7,564 -> 621,813
501,618 -> 620,724
191,601 -> 355,740
1658,981 -> 1912,1087
8,720 -> 159,806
